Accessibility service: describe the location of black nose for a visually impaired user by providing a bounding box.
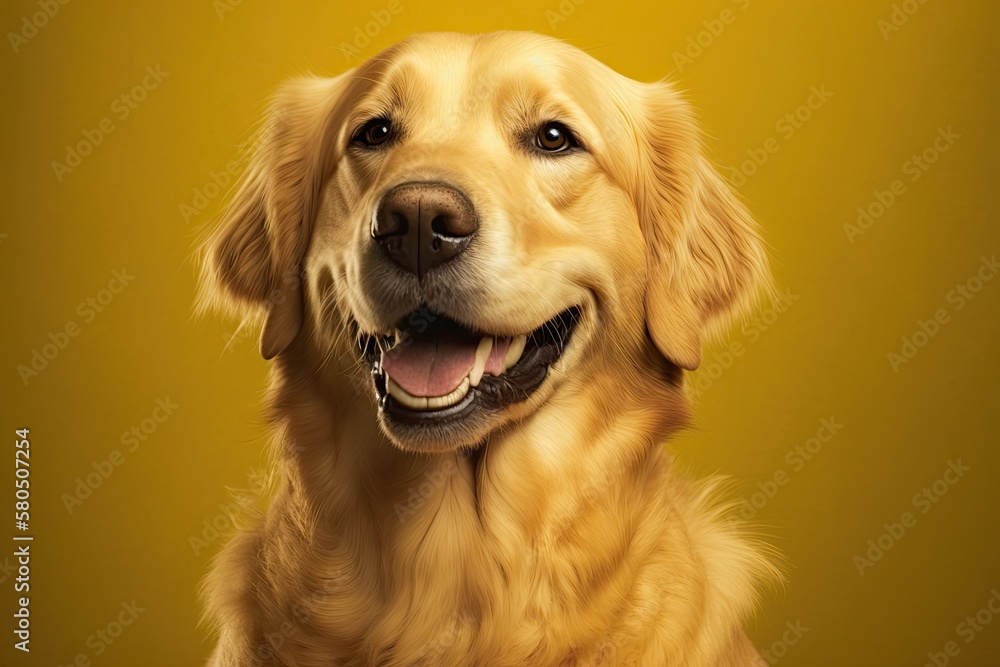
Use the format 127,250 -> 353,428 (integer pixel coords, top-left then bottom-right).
372,182 -> 478,279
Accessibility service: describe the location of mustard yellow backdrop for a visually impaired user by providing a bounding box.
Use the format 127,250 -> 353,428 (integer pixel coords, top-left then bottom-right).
2,0 -> 997,665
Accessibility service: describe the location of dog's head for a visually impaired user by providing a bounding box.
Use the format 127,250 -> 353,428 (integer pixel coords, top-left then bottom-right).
202,32 -> 768,453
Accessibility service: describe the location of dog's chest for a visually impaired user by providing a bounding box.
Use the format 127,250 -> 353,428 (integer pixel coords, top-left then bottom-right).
257,550 -> 653,667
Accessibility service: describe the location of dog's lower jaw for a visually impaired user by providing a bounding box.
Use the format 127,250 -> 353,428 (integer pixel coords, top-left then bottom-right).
203,349 -> 773,667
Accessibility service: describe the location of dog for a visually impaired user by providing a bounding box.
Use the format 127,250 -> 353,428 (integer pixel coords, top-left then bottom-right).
199,31 -> 777,666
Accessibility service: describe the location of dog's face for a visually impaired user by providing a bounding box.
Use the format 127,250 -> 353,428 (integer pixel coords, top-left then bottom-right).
204,32 -> 768,453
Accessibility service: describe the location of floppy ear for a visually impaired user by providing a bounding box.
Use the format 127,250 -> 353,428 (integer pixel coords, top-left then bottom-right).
201,72 -> 354,359
632,81 -> 770,371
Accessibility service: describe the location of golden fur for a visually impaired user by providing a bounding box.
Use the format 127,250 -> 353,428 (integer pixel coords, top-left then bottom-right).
199,32 -> 777,666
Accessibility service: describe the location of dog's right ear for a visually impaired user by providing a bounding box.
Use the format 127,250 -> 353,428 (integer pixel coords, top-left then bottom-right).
200,72 -> 355,359
627,80 -> 771,371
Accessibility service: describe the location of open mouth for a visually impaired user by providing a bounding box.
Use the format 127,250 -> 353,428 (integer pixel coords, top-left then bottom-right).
360,307 -> 580,429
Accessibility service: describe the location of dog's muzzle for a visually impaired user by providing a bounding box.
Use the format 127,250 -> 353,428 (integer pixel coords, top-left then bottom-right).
361,307 -> 580,423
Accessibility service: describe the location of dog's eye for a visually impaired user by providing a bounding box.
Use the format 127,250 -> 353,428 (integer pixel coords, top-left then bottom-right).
534,122 -> 576,153
355,118 -> 393,147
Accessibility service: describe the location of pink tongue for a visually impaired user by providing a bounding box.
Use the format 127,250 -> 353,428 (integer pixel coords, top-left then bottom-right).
381,335 -> 515,398
381,333 -> 477,397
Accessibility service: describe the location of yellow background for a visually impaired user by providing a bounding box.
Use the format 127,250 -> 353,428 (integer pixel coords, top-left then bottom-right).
2,0 -> 998,665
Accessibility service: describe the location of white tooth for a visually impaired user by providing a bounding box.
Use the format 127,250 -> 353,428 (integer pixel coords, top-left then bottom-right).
426,377 -> 471,409
387,376 -> 471,411
386,377 -> 428,410
504,334 -> 527,371
469,336 -> 493,388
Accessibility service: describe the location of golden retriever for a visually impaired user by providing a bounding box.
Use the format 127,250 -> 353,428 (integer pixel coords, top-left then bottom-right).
199,31 -> 777,666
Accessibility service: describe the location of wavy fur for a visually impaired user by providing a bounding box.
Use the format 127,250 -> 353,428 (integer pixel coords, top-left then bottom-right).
199,32 -> 778,666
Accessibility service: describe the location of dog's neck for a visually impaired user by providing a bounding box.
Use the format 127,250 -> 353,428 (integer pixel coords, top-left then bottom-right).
269,339 -> 688,544
249,339 -> 713,658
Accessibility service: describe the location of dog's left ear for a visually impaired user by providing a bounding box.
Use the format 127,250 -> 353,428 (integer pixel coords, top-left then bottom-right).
200,72 -> 355,359
630,81 -> 770,371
